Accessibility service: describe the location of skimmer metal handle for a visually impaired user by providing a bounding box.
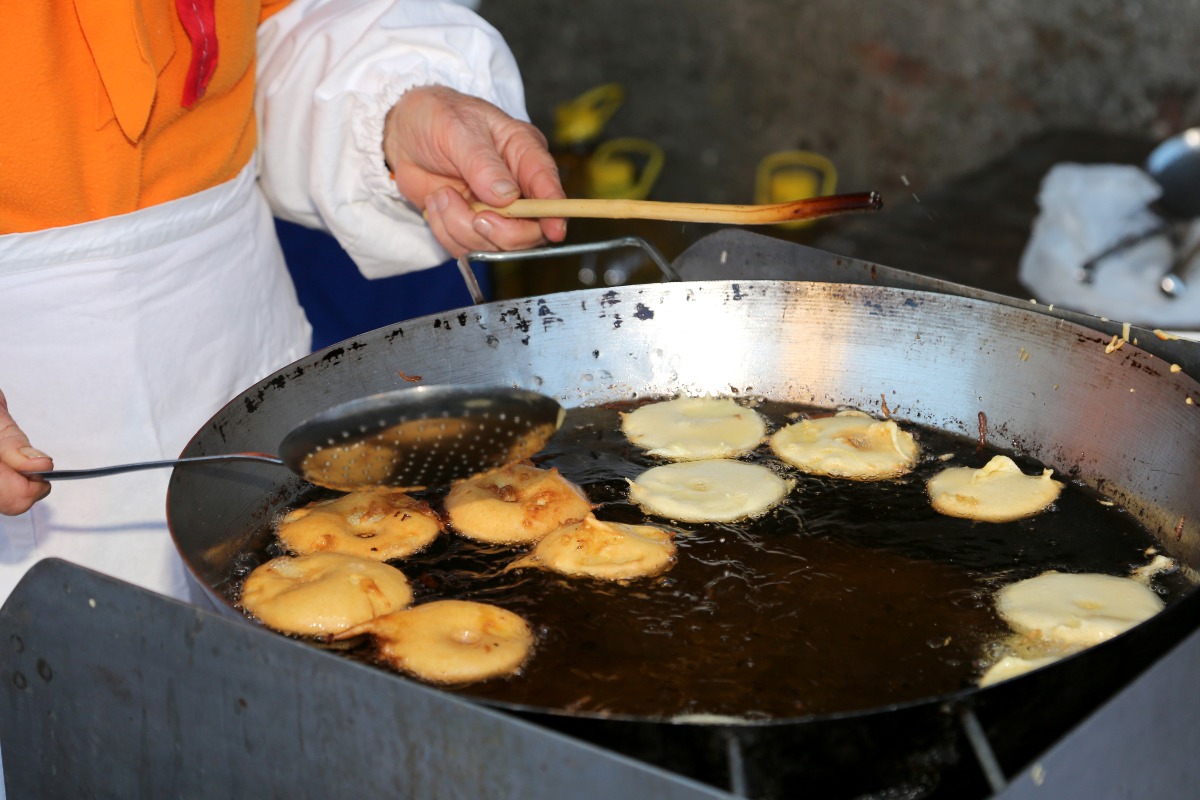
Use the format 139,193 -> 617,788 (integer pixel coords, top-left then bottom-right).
30,454 -> 284,481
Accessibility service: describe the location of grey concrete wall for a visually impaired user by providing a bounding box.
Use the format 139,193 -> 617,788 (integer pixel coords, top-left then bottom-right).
480,0 -> 1200,204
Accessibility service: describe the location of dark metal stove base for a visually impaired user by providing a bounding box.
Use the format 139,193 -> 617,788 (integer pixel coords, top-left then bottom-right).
3,559 -> 1200,798
0,560 -> 732,800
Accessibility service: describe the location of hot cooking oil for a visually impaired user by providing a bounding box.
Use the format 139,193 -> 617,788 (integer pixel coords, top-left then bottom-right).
230,400 -> 1193,720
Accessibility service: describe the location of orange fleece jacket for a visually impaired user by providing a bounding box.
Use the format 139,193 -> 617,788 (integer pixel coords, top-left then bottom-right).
1,0 -> 289,234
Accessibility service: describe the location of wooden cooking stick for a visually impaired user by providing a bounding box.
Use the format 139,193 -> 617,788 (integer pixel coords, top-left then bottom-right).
470,192 -> 883,225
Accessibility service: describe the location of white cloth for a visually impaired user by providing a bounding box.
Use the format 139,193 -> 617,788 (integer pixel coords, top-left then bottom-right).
1018,163 -> 1200,327
256,0 -> 530,279
0,162 -> 312,605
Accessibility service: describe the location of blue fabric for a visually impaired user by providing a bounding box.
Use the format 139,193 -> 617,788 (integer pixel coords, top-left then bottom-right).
275,218 -> 491,351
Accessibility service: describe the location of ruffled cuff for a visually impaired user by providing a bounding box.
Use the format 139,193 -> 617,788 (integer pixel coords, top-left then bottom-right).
256,0 -> 530,279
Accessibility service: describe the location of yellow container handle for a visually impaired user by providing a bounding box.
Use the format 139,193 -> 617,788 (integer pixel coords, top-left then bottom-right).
755,151 -> 838,228
586,137 -> 665,200
553,83 -> 626,148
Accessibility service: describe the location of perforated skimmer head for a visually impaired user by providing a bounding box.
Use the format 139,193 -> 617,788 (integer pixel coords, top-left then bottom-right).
278,386 -> 565,491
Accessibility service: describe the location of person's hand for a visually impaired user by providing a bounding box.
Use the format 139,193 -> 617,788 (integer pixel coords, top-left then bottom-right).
0,390 -> 52,515
383,85 -> 567,258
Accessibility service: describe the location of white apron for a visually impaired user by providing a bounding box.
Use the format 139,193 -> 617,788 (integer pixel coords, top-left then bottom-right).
0,161 -> 312,606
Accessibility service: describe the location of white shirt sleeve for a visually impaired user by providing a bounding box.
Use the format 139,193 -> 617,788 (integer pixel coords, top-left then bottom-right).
255,0 -> 529,279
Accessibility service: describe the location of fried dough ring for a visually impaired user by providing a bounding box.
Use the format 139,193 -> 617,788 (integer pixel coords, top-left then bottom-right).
444,462 -> 592,544
240,552 -> 414,636
512,515 -> 676,580
769,409 -> 919,480
927,455 -> 1063,522
336,599 -> 534,684
996,570 -> 1165,647
621,396 -> 767,460
276,489 -> 442,560
978,654 -> 1062,687
298,438 -> 401,491
628,459 -> 793,523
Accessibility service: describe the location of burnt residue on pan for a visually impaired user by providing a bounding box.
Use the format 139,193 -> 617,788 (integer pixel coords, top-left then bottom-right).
226,400 -> 1191,721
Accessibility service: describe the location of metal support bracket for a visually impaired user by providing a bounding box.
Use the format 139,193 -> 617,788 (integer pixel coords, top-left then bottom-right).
457,236 -> 682,305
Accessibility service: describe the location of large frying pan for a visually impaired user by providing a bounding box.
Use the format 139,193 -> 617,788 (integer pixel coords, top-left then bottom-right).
168,231 -> 1200,799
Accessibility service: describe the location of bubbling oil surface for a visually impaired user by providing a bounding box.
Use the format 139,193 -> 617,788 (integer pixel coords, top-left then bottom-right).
236,401 -> 1189,719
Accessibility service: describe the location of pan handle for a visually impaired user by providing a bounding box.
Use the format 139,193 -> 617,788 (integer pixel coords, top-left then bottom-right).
456,237 -> 682,305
